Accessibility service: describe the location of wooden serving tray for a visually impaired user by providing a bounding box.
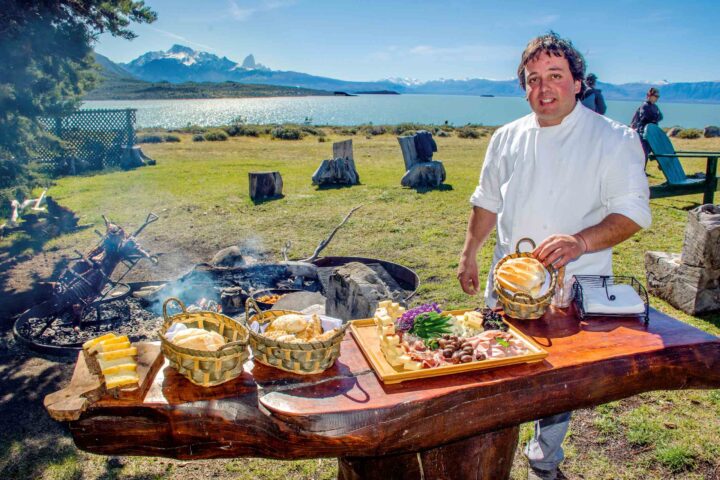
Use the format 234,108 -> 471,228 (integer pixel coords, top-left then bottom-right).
349,311 -> 548,384
44,342 -> 164,421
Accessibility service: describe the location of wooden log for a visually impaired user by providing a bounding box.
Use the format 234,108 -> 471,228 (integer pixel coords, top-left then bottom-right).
120,145 -> 154,170
397,136 -> 419,171
401,160 -> 446,188
249,171 -> 283,201
338,425 -> 518,480
333,139 -> 354,162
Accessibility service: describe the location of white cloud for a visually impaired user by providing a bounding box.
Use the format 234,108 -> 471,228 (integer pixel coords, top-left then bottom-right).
227,0 -> 297,21
148,27 -> 216,52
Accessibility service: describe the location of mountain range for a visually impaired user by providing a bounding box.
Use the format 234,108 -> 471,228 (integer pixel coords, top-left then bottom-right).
92,45 -> 720,103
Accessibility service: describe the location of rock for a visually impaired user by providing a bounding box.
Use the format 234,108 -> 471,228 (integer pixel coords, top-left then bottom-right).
325,262 -> 394,320
211,246 -> 245,267
704,125 -> 720,138
401,161 -> 446,189
667,127 -> 683,137
681,204 -> 720,269
272,291 -> 326,311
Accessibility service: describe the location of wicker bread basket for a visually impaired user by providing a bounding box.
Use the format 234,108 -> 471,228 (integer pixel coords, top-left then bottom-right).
242,297 -> 348,375
159,297 -> 250,386
493,238 -> 558,320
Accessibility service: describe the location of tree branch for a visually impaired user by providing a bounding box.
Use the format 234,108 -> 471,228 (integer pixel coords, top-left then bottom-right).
300,206 -> 363,263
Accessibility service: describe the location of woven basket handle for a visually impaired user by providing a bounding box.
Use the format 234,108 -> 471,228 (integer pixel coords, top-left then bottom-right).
243,297 -> 274,327
511,291 -> 535,303
515,237 -> 536,253
218,339 -> 246,351
163,297 -> 187,322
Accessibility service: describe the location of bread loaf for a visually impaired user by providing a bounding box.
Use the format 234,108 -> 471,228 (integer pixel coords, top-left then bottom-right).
171,328 -> 226,351
496,257 -> 546,297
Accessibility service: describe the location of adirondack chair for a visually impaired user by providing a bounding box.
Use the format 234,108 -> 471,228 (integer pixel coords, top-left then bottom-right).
645,124 -> 720,204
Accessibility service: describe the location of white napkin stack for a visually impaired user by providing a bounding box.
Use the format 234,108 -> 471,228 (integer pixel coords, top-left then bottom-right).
582,284 -> 645,315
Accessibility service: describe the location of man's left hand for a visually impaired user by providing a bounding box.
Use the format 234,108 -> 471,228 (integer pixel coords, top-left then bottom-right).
533,234 -> 586,268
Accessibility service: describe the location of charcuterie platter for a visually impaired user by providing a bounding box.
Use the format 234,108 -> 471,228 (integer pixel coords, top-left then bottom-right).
350,304 -> 547,384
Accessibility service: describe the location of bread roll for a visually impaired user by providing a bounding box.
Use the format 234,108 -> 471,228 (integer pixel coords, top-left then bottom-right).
171,327 -> 226,351
268,314 -> 308,333
496,257 -> 545,297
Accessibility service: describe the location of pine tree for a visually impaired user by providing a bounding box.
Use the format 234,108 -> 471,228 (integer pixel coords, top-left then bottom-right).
0,1 -> 156,210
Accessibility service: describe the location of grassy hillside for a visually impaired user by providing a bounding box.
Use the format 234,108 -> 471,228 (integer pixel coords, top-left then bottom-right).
2,129 -> 720,480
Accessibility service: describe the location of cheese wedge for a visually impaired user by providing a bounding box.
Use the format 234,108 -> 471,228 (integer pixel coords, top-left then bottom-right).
82,333 -> 116,351
102,364 -> 137,376
105,373 -> 140,390
98,347 -> 137,361
99,356 -> 136,370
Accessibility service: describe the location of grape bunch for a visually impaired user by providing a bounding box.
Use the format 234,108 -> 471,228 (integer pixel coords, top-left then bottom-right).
396,302 -> 441,332
477,307 -> 509,332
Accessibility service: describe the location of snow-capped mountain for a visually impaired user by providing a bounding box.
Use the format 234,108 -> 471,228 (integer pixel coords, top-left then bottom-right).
114,45 -> 720,102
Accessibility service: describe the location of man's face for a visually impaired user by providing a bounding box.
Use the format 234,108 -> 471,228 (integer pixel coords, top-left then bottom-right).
524,53 -> 581,127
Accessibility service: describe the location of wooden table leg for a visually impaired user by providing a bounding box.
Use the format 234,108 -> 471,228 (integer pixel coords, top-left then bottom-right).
337,425 -> 519,480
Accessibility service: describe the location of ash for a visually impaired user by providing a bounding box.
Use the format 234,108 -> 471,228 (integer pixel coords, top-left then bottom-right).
18,297 -> 163,346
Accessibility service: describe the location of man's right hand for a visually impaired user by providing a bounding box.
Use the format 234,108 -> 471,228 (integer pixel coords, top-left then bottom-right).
457,255 -> 480,295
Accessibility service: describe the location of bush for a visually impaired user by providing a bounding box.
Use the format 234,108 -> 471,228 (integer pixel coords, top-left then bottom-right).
318,136 -> 328,143
204,130 -> 229,141
457,127 -> 480,139
136,135 -> 164,144
192,134 -> 205,142
676,128 -> 702,139
163,135 -> 181,142
271,126 -> 303,140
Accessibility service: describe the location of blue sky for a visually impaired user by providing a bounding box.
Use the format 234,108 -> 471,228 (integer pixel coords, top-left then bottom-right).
96,0 -> 720,84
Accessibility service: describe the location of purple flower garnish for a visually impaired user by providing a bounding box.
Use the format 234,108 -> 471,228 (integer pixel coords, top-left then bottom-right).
396,303 -> 441,331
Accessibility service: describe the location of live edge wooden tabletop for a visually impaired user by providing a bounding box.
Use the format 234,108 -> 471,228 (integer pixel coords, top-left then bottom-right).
63,306 -> 720,461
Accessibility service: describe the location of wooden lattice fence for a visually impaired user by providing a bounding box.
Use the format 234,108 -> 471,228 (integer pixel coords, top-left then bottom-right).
35,108 -> 136,172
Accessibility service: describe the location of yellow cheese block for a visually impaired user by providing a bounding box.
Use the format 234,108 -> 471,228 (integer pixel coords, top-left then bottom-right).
98,347 -> 137,361
102,364 -> 137,376
82,333 -> 116,351
99,356 -> 136,371
105,373 -> 140,390
403,360 -> 423,371
95,341 -> 131,354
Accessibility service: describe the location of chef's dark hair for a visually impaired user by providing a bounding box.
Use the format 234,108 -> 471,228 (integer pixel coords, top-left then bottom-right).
517,31 -> 586,99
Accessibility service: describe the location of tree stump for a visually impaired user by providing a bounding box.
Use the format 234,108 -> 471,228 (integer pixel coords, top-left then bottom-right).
646,204 -> 720,314
401,161 -> 446,188
312,140 -> 360,186
120,145 -> 155,170
249,171 -> 283,202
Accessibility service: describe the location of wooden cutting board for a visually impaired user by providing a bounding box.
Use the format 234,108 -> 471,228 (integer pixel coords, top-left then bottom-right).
44,342 -> 163,422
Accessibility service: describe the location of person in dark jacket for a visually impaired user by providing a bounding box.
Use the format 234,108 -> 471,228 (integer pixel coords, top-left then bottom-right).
630,87 -> 663,159
580,73 -> 607,114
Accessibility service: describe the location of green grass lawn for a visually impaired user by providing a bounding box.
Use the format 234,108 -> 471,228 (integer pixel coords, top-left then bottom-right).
3,128 -> 720,479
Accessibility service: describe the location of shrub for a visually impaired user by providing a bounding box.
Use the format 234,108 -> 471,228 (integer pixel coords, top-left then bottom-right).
136,135 -> 164,144
192,134 -> 205,142
163,135 -> 181,143
271,126 -> 303,140
457,127 -> 480,139
318,136 -> 328,143
676,128 -> 702,139
204,130 -> 229,141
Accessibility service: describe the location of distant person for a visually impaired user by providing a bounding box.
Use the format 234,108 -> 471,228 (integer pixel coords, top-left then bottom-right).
630,87 -> 663,159
580,73 -> 606,114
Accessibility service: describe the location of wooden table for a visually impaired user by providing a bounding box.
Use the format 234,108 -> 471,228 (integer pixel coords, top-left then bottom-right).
51,307 -> 720,480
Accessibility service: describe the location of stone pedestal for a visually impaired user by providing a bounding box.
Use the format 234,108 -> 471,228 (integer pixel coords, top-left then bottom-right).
646,204 -> 720,314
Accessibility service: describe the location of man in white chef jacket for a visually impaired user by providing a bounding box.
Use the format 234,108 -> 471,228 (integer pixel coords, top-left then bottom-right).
457,32 -> 651,480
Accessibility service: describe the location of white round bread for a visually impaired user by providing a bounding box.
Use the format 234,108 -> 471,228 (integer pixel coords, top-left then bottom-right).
268,314 -> 308,333
171,327 -> 226,351
496,257 -> 546,297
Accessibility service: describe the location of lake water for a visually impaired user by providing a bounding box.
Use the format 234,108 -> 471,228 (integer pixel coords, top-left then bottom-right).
82,95 -> 720,129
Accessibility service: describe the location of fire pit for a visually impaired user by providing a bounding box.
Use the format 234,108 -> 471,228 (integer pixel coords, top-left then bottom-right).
14,256 -> 419,357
